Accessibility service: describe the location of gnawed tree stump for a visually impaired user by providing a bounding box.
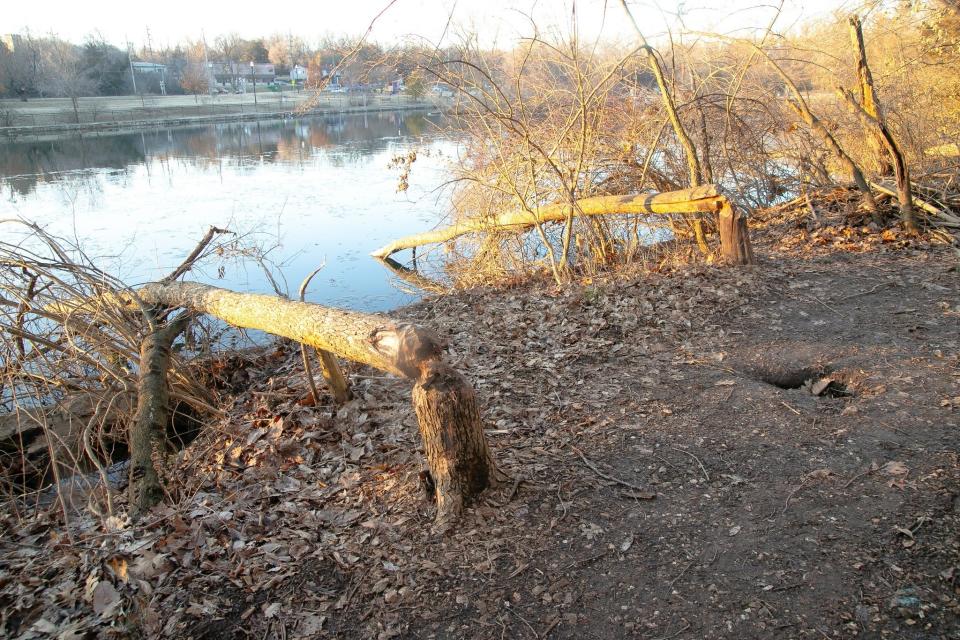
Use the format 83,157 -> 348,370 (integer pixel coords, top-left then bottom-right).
136,282 -> 501,527
410,358 -> 502,528
718,202 -> 755,265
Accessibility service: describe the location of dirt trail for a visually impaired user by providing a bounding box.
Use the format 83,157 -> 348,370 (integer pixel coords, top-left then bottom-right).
385,238 -> 959,639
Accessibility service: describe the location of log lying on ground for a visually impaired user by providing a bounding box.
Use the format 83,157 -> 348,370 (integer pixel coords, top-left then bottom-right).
137,281 -> 501,527
869,181 -> 960,228
370,185 -> 754,265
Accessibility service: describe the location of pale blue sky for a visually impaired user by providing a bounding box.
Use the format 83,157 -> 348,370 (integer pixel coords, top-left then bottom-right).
4,0 -> 858,49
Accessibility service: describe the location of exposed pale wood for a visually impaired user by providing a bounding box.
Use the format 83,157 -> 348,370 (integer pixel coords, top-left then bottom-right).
137,280 -> 499,524
371,186 -> 724,260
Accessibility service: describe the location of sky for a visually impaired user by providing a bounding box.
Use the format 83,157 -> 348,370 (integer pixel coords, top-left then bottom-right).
4,0 -> 855,49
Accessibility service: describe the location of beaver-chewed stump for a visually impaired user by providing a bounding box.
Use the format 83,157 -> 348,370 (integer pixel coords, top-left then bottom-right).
136,281 -> 503,530
412,359 -> 500,529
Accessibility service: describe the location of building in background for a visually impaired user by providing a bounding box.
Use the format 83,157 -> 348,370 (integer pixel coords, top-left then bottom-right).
290,64 -> 307,83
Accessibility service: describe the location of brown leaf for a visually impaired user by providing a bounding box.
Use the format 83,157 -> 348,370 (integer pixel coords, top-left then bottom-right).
91,580 -> 120,616
880,461 -> 909,476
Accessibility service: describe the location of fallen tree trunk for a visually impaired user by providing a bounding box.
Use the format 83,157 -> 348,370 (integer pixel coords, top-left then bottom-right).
377,256 -> 449,294
371,186 -> 754,265
137,281 -> 501,527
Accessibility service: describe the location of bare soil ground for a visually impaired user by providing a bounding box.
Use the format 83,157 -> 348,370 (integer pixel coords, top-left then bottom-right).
1,203 -> 958,639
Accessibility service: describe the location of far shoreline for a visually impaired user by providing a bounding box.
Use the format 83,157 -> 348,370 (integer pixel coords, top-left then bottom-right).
0,93 -> 453,140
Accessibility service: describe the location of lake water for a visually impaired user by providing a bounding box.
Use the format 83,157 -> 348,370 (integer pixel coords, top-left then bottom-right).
0,111 -> 454,311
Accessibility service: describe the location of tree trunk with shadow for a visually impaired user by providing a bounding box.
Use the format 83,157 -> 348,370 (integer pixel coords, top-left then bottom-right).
129,315 -> 189,517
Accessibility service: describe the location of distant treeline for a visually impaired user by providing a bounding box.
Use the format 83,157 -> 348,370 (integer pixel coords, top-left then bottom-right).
0,32 -> 444,99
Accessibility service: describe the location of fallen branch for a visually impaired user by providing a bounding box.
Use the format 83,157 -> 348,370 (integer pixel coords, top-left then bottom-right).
869,181 -> 960,227
572,445 -> 651,493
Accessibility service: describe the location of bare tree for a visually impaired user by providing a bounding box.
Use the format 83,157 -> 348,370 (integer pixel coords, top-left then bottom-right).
0,35 -> 40,100
38,36 -> 95,123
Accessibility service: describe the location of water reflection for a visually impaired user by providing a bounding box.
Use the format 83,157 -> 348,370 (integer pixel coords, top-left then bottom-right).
0,111 -> 453,311
1,111 -> 443,197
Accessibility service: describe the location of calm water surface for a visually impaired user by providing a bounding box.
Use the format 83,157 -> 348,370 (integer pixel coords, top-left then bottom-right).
0,111 -> 454,311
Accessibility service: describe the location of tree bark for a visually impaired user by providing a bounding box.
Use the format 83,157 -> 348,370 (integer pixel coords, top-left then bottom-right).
377,256 -> 448,294
717,202 -> 754,265
784,100 -> 880,217
849,15 -> 892,175
412,359 -> 501,530
727,36 -> 881,217
316,349 -> 352,404
373,186 -> 754,266
372,186 -> 753,265
136,282 -> 499,526
618,0 -> 709,254
837,89 -> 917,232
139,282 -> 422,378
298,268 -> 352,404
129,316 -> 188,516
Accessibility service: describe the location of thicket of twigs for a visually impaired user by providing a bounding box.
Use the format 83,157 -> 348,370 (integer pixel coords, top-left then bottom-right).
399,1 -> 960,286
0,222 -> 229,516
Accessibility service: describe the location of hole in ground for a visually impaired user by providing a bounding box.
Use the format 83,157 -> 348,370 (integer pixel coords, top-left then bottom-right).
753,364 -> 825,390
748,363 -> 854,398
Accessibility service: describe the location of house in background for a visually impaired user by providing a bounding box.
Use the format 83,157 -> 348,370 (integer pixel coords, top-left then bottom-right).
210,62 -> 276,89
290,64 -> 307,83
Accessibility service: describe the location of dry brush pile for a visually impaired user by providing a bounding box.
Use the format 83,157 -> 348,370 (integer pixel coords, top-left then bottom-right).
386,2 -> 960,288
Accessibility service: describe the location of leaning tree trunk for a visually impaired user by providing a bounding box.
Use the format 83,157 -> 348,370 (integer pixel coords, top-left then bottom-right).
837,88 -> 917,233
619,0 -> 710,255
849,15 -> 893,176
136,281 -> 500,527
784,100 -> 881,219
840,17 -> 917,233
